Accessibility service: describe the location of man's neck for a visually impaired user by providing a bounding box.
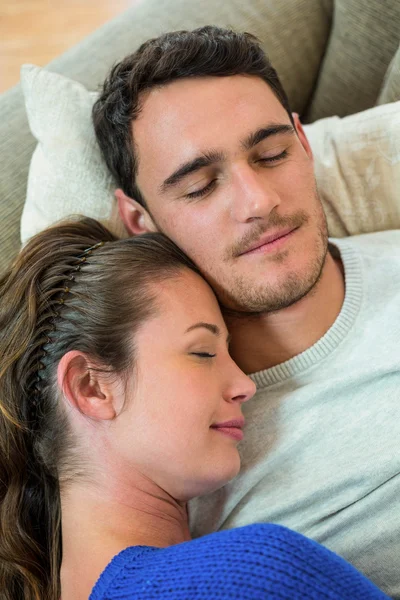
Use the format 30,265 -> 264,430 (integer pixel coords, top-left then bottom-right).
226,251 -> 345,374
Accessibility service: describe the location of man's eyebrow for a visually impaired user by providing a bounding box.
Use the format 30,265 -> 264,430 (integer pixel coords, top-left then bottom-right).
160,150 -> 224,194
242,124 -> 295,151
185,322 -> 231,344
159,124 -> 293,194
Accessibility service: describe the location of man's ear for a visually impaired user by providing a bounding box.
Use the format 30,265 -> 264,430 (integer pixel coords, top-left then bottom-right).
116,188 -> 158,235
57,350 -> 121,421
292,112 -> 313,162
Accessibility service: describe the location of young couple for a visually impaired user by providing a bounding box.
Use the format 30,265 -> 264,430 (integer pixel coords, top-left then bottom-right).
1,26 -> 398,600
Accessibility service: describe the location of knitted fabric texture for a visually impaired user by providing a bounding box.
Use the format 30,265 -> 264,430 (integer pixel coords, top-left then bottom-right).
90,523 -> 388,599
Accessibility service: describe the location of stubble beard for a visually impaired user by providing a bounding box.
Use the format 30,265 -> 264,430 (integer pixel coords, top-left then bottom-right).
218,204 -> 329,316
149,186 -> 329,317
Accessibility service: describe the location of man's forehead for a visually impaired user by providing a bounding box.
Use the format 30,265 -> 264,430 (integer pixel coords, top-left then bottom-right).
134,74 -> 287,137
132,75 -> 289,179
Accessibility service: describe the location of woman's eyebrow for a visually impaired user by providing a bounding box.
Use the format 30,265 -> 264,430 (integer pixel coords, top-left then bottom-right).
185,322 -> 231,344
185,322 -> 221,336
160,150 -> 224,194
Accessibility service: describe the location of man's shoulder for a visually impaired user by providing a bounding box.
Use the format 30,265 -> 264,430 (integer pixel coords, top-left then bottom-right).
331,229 -> 400,258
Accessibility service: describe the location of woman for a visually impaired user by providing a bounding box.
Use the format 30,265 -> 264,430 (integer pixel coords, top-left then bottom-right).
0,218 -> 387,600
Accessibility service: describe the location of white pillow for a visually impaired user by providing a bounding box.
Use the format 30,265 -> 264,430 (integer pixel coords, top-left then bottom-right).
20,64 -> 400,243
20,65 -> 123,242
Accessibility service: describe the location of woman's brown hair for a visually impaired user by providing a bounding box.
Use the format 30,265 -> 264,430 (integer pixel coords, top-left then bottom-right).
0,217 -> 198,600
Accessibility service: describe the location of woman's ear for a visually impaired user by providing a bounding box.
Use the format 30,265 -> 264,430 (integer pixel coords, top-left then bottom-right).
292,112 -> 314,161
116,188 -> 158,235
57,351 -> 120,421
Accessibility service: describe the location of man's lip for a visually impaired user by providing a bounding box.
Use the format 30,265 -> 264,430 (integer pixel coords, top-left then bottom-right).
210,418 -> 245,429
239,227 -> 298,256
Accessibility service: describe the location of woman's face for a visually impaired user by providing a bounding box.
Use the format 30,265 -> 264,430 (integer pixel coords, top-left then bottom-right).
113,268 -> 256,501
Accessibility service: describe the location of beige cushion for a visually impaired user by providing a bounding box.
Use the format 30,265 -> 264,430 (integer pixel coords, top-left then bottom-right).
21,65 -> 400,244
305,103 -> 400,237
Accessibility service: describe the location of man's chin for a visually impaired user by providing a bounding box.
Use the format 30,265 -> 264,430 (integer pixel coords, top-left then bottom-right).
219,265 -> 327,316
220,291 -> 308,319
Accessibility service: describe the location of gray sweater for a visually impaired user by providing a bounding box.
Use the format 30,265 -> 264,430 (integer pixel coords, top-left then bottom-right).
189,231 -> 400,599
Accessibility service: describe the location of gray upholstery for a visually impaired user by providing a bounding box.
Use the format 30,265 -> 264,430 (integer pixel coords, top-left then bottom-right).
0,0 -> 398,275
306,0 -> 400,121
378,44 -> 400,105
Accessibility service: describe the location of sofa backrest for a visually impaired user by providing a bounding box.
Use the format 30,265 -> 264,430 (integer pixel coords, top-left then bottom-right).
0,0 -> 398,275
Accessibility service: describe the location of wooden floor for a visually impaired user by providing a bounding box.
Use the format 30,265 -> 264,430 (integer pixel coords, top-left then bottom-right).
0,0 -> 140,94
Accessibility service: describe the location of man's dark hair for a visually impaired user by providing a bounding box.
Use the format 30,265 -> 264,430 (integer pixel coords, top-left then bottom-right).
92,25 -> 293,208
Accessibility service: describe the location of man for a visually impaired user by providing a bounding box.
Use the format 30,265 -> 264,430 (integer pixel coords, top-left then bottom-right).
93,27 -> 400,597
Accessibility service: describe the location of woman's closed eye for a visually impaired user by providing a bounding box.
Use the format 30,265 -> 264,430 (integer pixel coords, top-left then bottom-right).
190,352 -> 216,358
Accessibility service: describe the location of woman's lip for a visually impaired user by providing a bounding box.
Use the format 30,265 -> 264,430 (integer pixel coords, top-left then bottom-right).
212,418 -> 245,428
211,426 -> 244,441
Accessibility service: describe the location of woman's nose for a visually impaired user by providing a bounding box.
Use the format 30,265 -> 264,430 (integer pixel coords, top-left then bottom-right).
225,367 -> 256,404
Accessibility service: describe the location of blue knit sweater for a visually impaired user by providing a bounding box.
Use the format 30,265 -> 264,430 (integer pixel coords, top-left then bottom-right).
89,524 -> 388,599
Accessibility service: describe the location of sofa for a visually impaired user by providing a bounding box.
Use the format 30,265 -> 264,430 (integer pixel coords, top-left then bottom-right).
0,0 -> 399,276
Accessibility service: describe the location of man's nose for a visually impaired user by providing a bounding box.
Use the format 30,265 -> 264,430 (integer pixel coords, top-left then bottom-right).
230,164 -> 281,223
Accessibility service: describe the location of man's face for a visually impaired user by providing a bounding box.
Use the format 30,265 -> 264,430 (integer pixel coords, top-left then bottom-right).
132,75 -> 328,312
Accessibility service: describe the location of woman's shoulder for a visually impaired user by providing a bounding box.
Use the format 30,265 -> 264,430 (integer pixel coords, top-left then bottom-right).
90,523 -> 387,600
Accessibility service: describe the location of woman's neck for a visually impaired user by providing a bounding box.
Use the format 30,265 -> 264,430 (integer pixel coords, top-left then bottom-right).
60,478 -> 191,600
